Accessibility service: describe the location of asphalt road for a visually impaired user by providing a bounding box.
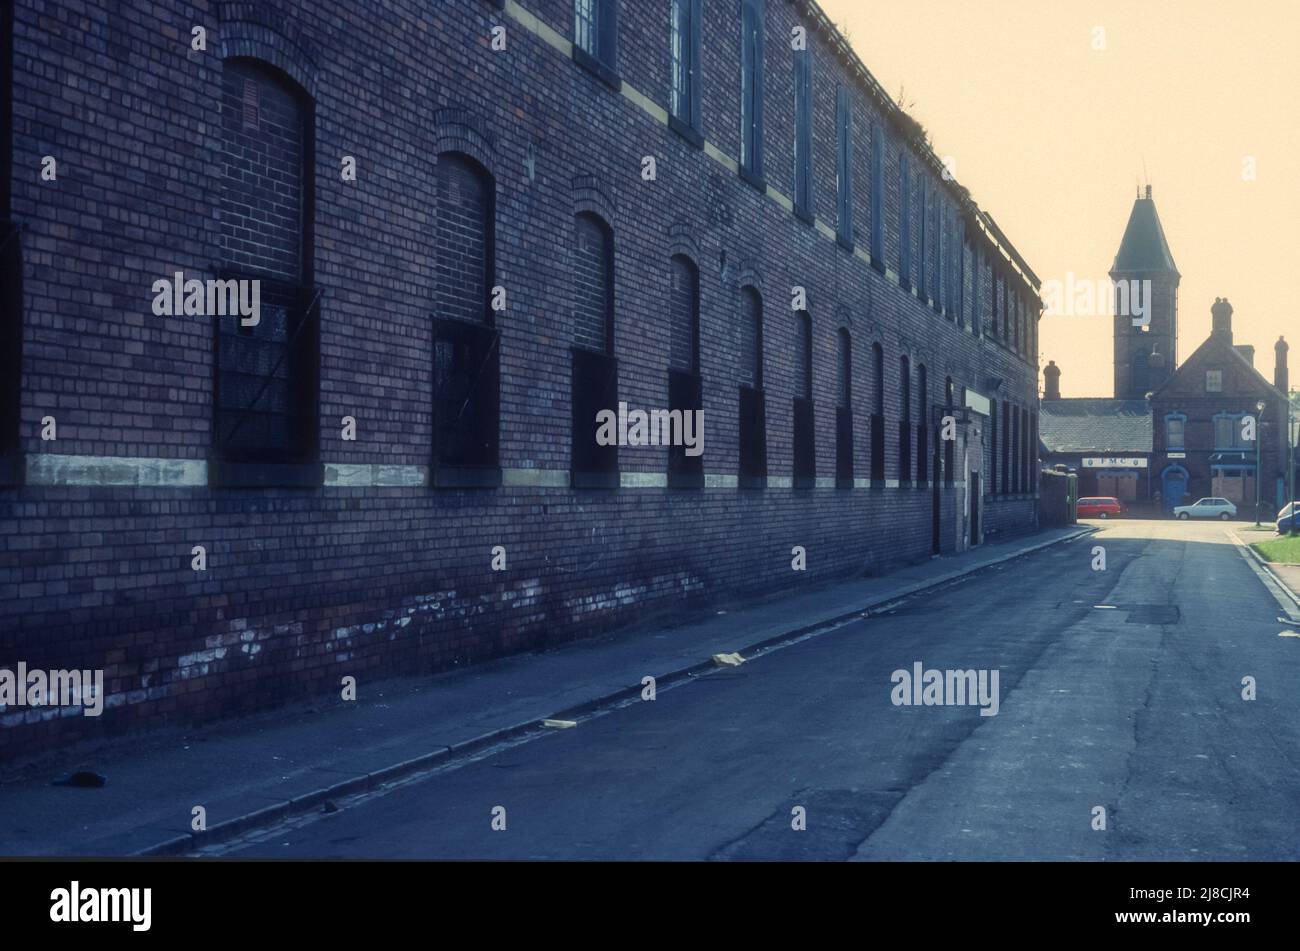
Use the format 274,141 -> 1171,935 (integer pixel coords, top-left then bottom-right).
219,520 -> 1300,860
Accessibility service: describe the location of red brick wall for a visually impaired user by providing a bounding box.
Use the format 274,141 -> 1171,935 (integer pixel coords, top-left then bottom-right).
0,0 -> 1041,759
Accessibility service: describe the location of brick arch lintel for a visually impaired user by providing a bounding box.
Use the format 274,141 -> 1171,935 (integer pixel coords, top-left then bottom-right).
572,176 -> 616,226
667,223 -> 701,265
218,18 -> 320,100
432,109 -> 498,175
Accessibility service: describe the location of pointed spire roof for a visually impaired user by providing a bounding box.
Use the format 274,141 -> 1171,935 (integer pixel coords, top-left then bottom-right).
1110,186 -> 1179,276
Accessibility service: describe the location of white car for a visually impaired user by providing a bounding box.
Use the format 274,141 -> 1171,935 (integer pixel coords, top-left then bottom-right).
1173,497 -> 1237,520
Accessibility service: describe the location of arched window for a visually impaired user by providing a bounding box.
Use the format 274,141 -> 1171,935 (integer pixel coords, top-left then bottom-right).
0,0 -> 18,483
571,212 -> 618,487
792,310 -> 815,486
432,153 -> 500,485
435,155 -> 491,326
944,377 -> 955,486
836,329 -> 854,487
989,398 -> 999,496
899,355 -> 912,482
838,330 -> 852,409
669,255 -> 699,373
870,342 -> 885,482
1002,400 -> 1013,494
574,213 -> 613,354
668,255 -> 703,488
795,310 -> 812,401
740,286 -> 763,389
214,58 -> 318,484
917,363 -> 928,482
738,286 -> 766,486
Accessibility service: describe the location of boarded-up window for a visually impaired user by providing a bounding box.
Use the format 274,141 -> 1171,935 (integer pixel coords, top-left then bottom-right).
433,153 -> 499,482
669,255 -> 698,372
795,310 -> 812,400
221,60 -> 305,282
838,328 -> 851,409
216,59 -> 316,470
668,253 -> 703,489
740,286 -> 762,388
574,213 -> 612,353
435,154 -> 490,326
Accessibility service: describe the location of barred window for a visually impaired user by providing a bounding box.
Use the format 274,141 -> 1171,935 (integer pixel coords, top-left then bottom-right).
433,153 -> 499,484
215,59 -> 318,481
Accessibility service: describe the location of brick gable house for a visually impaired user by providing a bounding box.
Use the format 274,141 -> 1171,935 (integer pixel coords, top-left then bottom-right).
1150,298 -> 1291,516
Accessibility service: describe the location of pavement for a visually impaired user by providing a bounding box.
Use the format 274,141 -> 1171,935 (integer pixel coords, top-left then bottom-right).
206,519 -> 1300,861
0,523 -> 1091,857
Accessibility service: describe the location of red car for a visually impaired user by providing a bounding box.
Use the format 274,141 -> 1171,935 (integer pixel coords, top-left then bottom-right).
1077,496 -> 1123,519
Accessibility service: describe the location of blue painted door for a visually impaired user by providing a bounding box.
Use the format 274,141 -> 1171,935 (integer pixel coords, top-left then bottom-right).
1162,468 -> 1187,512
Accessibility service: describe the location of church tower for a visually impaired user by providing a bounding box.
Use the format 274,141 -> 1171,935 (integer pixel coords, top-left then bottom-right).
1111,185 -> 1180,399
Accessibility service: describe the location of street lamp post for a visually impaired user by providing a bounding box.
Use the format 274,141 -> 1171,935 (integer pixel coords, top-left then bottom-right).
1289,391 -> 1298,536
1255,400 -> 1265,527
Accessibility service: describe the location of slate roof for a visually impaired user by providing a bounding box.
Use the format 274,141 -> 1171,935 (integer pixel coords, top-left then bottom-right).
1039,398 -> 1153,454
1111,194 -> 1179,276
1151,330 -> 1289,402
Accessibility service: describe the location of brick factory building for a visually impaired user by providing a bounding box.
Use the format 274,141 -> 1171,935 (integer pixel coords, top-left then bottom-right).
0,0 -> 1043,757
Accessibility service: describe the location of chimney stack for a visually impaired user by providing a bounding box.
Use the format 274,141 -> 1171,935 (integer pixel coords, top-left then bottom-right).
1211,297 -> 1233,344
1276,335 -> 1290,393
1043,360 -> 1061,401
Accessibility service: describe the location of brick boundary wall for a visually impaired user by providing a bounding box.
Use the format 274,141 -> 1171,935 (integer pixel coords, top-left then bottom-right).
0,0 -> 1043,760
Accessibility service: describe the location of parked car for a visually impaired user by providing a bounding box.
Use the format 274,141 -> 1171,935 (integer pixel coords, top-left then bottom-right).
1173,497 -> 1237,520
1077,497 -> 1124,519
1277,502 -> 1297,534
